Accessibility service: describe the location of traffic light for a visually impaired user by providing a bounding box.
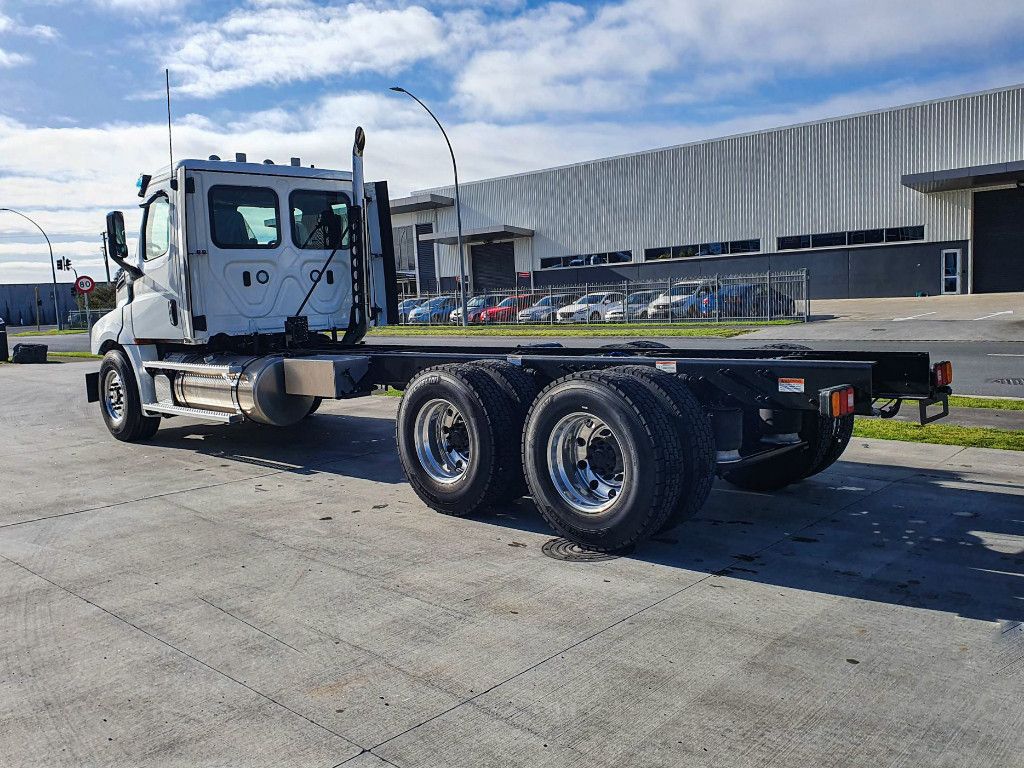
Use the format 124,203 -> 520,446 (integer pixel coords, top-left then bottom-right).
56,258 -> 72,270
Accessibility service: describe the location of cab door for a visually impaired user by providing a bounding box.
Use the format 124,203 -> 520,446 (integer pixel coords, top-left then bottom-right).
129,186 -> 186,342
185,170 -> 353,337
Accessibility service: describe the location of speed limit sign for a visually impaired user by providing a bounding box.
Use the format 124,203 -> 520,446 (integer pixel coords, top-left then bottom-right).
76,275 -> 96,294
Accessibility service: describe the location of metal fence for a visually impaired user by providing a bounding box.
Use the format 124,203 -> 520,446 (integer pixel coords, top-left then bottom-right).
66,308 -> 113,329
396,269 -> 808,326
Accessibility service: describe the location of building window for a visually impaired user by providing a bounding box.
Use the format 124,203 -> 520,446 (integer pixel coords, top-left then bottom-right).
779,226 -> 923,251
885,226 -> 925,242
644,239 -> 761,261
848,229 -> 884,245
209,186 -> 280,249
777,234 -> 811,250
811,231 -> 847,248
729,239 -> 760,254
645,247 -> 673,261
539,251 -> 634,270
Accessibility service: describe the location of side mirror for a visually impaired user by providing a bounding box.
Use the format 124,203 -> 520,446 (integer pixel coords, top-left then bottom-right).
105,211 -> 142,279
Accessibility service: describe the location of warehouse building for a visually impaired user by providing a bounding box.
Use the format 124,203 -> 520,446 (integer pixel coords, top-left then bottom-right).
389,85 -> 1024,299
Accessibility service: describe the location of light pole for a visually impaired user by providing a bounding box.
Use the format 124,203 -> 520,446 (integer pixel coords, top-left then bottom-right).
389,86 -> 469,326
0,207 -> 62,330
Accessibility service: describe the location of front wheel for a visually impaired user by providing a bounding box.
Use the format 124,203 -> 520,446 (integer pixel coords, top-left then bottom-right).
98,349 -> 161,442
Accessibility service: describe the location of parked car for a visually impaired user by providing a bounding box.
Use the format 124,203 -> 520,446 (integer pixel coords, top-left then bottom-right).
679,282 -> 796,318
646,283 -> 699,320
604,289 -> 662,322
398,297 -> 426,324
449,295 -> 503,324
555,292 -> 625,322
517,294 -> 577,323
407,295 -> 459,324
478,294 -> 538,323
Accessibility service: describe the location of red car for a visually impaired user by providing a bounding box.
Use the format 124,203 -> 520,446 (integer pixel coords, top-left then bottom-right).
478,294 -> 538,323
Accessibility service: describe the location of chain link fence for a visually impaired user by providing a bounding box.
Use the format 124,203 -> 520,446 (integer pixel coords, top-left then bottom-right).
396,269 -> 808,326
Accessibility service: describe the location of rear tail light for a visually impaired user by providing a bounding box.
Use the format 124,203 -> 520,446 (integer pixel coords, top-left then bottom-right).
820,385 -> 856,418
932,360 -> 953,388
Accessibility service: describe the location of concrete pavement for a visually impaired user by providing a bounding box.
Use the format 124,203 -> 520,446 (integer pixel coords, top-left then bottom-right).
1,360 -> 1022,767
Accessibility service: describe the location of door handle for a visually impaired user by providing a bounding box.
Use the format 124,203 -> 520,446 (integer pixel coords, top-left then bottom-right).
168,299 -> 178,326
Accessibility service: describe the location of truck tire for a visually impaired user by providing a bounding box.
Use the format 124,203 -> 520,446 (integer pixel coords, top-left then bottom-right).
522,371 -> 684,551
396,364 -> 519,517
802,414 -> 854,478
610,366 -> 715,530
721,411 -> 832,492
469,360 -> 542,497
98,349 -> 161,442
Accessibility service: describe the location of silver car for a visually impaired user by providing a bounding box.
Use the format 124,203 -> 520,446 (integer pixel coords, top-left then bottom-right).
517,294 -> 576,323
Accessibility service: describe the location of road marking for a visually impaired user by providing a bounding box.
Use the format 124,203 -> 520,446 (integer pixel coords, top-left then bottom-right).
986,353 -> 1024,357
892,312 -> 937,322
972,310 -> 1014,321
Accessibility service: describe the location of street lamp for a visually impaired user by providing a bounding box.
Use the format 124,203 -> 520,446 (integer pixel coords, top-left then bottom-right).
389,86 -> 469,327
0,207 -> 62,330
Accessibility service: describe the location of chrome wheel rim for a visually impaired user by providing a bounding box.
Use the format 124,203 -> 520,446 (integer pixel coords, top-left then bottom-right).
547,412 -> 625,514
414,399 -> 470,484
103,368 -> 126,426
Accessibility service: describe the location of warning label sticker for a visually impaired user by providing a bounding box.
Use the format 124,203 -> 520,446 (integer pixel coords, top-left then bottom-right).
655,360 -> 677,373
778,377 -> 805,393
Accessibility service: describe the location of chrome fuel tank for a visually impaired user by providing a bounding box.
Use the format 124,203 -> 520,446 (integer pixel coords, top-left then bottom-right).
165,353 -> 313,426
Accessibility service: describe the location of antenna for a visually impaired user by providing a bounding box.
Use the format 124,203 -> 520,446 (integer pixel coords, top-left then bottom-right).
165,69 -> 174,172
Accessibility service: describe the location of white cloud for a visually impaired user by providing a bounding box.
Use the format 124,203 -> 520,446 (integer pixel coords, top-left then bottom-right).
453,0 -> 1024,117
2,67 -> 1022,282
165,1 -> 447,98
0,7 -> 58,68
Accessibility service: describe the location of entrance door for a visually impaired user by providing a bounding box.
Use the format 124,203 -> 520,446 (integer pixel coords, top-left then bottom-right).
941,249 -> 961,294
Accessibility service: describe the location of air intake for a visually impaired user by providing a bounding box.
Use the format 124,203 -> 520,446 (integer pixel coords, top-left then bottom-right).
235,153 -> 247,163
290,157 -> 301,167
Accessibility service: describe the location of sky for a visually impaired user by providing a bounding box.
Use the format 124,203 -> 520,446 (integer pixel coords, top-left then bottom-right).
1,0 -> 1023,284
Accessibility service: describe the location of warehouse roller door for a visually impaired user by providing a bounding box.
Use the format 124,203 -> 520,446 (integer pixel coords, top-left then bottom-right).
973,188 -> 1024,293
471,241 -> 515,291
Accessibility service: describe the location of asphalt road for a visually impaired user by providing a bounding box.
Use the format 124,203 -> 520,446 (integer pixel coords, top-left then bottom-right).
10,330 -> 1023,397
3,360 -> 1022,767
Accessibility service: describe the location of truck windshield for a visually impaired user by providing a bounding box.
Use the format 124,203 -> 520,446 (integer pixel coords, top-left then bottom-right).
290,189 -> 350,250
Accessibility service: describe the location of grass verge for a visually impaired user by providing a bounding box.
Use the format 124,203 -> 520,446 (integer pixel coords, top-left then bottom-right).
367,321 -> 794,338
853,417 -> 1024,451
49,351 -> 102,361
948,395 -> 1024,411
12,329 -> 87,336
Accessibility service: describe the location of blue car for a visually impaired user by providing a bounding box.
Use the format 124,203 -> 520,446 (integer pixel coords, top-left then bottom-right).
398,297 -> 426,324
407,296 -> 459,324
679,283 -> 796,319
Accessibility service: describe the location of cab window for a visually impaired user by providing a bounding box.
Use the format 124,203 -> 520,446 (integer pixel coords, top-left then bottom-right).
209,186 -> 280,249
290,189 -> 350,249
143,196 -> 171,261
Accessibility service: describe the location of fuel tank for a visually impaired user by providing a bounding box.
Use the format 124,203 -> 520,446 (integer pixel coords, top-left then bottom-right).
163,353 -> 314,426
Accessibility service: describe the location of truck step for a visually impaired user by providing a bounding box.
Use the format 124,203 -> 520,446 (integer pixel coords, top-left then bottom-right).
143,360 -> 243,377
143,402 -> 244,424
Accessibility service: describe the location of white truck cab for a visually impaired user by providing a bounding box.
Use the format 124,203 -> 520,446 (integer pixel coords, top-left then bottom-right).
89,128 -> 398,439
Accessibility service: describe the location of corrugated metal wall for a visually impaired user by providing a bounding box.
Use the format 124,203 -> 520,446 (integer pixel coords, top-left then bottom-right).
396,86 -> 1023,278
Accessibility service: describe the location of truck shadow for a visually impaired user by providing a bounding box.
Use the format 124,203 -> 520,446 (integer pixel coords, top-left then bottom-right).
147,411 -> 407,484
479,461 -> 1024,625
